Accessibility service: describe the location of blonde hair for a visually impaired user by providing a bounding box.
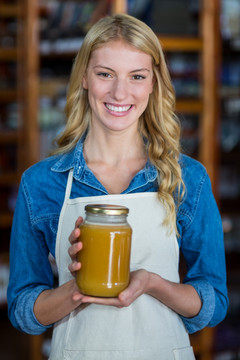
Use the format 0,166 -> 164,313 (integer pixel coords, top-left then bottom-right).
54,13 -> 184,233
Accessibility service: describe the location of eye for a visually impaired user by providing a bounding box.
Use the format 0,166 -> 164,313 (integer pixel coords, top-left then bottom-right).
132,74 -> 146,80
97,72 -> 112,78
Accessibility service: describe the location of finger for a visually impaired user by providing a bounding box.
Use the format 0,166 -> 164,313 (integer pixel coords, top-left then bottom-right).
75,216 -> 83,228
69,217 -> 83,245
68,260 -> 81,272
69,226 -> 81,245
72,291 -> 84,302
81,295 -> 123,308
68,261 -> 81,275
68,241 -> 83,258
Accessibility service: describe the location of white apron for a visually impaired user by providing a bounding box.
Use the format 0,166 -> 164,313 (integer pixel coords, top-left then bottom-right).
49,169 -> 195,360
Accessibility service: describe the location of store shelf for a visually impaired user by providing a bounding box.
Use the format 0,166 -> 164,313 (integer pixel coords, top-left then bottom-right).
0,212 -> 13,229
0,4 -> 22,17
39,36 -> 203,57
0,89 -> 17,102
0,131 -> 18,144
40,77 -> 68,96
176,99 -> 202,114
0,0 -> 21,243
158,36 -> 203,52
0,49 -> 18,61
0,172 -> 19,186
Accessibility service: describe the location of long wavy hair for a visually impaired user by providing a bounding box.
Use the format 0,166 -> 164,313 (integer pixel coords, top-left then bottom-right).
54,13 -> 184,233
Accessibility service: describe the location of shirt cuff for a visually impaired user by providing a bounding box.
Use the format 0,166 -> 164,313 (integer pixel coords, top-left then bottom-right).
180,278 -> 215,334
14,285 -> 52,335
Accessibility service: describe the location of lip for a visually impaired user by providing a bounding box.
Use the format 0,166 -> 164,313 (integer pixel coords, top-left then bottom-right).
104,103 -> 133,116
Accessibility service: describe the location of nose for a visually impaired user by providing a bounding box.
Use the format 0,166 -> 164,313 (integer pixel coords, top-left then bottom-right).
110,78 -> 129,101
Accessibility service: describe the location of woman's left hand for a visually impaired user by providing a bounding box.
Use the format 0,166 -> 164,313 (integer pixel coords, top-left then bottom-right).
80,269 -> 150,308
80,269 -> 202,318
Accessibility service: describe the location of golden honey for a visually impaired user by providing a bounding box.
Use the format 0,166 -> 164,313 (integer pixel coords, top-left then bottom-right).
76,205 -> 132,297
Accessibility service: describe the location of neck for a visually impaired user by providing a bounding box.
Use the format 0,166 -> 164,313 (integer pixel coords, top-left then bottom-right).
83,128 -> 146,166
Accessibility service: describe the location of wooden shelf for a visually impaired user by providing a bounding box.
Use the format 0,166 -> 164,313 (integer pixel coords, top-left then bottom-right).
158,36 -> 203,52
40,77 -> 68,96
39,36 -> 203,57
0,48 -> 18,61
0,172 -> 19,186
0,4 -> 22,17
0,212 -> 13,229
176,99 -> 203,114
0,89 -> 17,102
0,3 -> 21,236
0,6 -> 19,62
40,49 -> 79,58
0,130 -> 18,144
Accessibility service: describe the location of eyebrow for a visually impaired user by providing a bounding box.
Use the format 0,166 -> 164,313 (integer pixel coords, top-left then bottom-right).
93,65 -> 151,73
130,68 -> 151,73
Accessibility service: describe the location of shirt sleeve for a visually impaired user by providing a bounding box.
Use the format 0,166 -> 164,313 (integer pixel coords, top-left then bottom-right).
7,173 -> 54,335
177,166 -> 229,334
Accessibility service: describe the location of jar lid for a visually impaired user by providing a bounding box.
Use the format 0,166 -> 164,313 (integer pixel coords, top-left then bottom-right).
85,204 -> 129,215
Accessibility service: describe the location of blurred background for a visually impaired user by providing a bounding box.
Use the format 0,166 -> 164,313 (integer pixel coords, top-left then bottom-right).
0,0 -> 239,359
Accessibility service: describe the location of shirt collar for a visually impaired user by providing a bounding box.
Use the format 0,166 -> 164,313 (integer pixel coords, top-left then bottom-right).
50,138 -> 84,171
51,137 -> 158,187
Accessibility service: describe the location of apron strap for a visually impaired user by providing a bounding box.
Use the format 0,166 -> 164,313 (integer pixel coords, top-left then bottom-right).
55,168 -> 74,264
64,168 -> 74,202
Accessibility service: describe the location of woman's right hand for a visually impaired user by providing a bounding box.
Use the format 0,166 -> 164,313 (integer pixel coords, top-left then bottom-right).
68,216 -> 84,278
34,217 -> 88,326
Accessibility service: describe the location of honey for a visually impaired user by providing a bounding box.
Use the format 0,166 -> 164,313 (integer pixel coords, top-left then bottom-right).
77,205 -> 132,297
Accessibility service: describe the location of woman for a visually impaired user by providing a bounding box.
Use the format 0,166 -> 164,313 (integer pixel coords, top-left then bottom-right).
8,14 -> 228,359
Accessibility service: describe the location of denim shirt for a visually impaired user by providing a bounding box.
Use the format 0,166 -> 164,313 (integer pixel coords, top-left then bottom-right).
7,139 -> 228,335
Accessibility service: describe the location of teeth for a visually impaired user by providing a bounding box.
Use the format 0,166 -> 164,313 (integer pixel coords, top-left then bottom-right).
106,104 -> 131,112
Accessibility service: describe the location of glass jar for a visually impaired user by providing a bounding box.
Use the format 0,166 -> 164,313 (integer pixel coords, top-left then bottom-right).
77,204 -> 132,297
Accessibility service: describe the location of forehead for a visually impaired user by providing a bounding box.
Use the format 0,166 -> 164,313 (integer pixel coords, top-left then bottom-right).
88,40 -> 153,69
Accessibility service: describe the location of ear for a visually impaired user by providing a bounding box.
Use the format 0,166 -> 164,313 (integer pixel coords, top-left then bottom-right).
150,75 -> 156,93
82,74 -> 88,90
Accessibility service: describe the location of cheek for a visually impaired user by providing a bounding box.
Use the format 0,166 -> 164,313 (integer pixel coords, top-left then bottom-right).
87,86 -> 100,104
135,87 -> 152,104
88,82 -> 110,100
136,81 -> 153,97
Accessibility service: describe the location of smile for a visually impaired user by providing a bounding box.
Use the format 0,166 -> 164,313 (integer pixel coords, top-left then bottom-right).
105,103 -> 132,113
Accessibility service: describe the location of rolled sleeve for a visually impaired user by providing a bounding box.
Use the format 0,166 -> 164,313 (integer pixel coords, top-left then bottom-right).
7,174 -> 54,334
180,278 -> 215,334
10,286 -> 52,335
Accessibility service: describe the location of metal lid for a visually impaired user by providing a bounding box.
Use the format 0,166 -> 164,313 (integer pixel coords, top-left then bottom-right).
85,204 -> 129,215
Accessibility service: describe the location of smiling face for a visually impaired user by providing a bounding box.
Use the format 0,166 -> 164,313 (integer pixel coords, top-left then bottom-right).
82,40 -> 154,134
